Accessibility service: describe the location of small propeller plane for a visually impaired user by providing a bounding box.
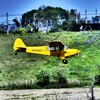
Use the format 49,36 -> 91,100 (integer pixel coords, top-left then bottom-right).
13,38 -> 80,64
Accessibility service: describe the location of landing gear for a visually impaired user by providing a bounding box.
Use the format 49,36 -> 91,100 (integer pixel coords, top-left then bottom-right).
62,59 -> 68,64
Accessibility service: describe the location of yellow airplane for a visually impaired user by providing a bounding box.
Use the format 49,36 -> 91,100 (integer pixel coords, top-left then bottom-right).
13,38 -> 80,64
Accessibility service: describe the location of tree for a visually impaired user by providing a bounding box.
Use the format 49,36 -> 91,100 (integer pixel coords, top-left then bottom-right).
69,9 -> 80,23
12,18 -> 20,28
21,6 -> 69,27
62,21 -> 73,31
21,10 -> 37,27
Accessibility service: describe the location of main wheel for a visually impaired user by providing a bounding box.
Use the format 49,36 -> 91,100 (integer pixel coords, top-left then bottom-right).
62,59 -> 68,64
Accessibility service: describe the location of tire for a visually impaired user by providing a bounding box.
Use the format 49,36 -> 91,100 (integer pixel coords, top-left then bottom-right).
15,52 -> 18,55
62,59 -> 68,64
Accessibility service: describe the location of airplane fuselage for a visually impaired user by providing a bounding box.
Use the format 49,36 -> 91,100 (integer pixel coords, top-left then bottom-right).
13,38 -> 80,64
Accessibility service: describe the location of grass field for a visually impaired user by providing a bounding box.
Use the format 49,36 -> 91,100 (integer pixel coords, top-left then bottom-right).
0,31 -> 100,89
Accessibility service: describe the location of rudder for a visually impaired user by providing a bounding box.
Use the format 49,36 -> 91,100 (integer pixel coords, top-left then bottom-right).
13,38 -> 26,51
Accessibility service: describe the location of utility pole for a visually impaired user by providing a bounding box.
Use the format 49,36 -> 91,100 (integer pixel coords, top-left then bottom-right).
6,12 -> 8,27
85,10 -> 87,24
6,12 -> 9,35
75,9 -> 78,23
95,8 -> 97,16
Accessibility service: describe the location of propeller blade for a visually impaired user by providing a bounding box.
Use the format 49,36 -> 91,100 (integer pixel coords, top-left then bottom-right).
78,52 -> 80,58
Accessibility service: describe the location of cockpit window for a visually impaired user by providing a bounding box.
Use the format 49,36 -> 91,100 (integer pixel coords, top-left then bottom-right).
47,41 -> 64,50
64,46 -> 69,49
47,45 -> 68,50
46,46 -> 60,50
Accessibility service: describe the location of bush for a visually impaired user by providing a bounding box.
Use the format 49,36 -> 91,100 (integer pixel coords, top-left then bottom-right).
0,29 -> 6,34
49,25 -> 63,33
61,21 -> 74,31
95,75 -> 100,85
11,28 -> 26,35
53,71 -> 67,85
26,24 -> 31,31
11,30 -> 19,34
36,69 -> 50,87
18,28 -> 26,34
49,27 -> 59,32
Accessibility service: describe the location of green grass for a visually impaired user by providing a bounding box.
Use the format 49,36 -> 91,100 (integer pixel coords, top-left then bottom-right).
0,31 -> 100,89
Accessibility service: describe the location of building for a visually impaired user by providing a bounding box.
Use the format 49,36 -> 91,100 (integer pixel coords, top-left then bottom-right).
92,16 -> 100,23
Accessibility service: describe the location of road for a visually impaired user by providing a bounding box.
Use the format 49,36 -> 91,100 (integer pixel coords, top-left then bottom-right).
0,88 -> 100,100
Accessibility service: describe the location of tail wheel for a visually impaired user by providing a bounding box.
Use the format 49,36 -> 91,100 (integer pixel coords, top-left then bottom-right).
15,52 -> 18,55
62,59 -> 68,64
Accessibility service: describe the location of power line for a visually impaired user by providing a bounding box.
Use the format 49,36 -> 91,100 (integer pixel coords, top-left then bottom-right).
0,14 -> 23,17
9,14 -> 22,16
0,12 -> 100,18
81,13 -> 100,15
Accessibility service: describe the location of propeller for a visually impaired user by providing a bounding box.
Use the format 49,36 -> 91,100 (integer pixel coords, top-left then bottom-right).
78,52 -> 80,58
77,50 -> 81,58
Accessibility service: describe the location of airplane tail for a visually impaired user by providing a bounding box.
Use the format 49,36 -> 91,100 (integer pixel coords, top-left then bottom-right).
13,38 -> 26,52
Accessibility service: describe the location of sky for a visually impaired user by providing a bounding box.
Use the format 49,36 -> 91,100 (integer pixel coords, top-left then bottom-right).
0,0 -> 100,24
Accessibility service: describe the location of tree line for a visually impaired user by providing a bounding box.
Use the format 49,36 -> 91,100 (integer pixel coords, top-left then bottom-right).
13,6 -> 80,33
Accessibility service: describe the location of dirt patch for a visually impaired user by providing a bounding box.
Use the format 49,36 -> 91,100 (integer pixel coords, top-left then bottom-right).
0,88 -> 100,100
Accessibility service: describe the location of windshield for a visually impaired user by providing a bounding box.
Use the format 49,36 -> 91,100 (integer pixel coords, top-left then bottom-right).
47,46 -> 64,50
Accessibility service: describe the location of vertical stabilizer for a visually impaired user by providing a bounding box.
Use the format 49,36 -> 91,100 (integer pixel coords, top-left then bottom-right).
13,38 -> 26,51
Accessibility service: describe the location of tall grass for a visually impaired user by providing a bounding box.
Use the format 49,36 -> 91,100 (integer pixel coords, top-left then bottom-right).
0,31 -> 100,89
